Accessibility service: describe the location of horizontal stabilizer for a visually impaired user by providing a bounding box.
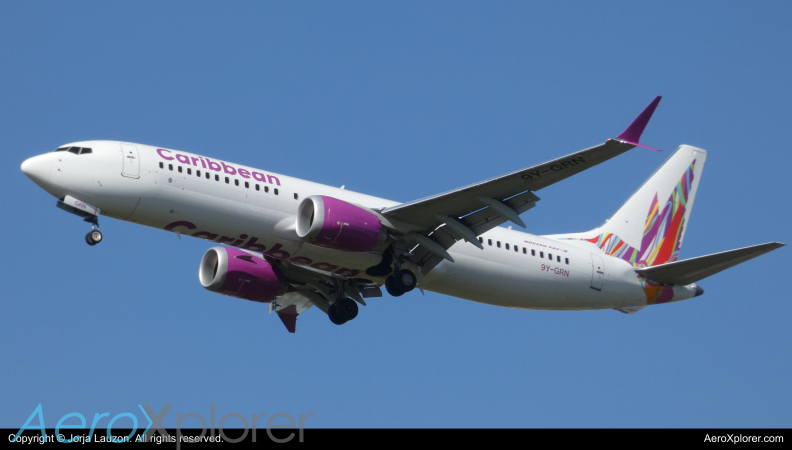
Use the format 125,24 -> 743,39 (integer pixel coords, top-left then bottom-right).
635,242 -> 785,285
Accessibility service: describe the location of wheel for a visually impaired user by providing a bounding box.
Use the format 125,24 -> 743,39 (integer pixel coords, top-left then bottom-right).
89,230 -> 103,244
385,276 -> 405,297
327,304 -> 347,325
335,298 -> 359,321
393,269 -> 417,293
85,232 -> 97,246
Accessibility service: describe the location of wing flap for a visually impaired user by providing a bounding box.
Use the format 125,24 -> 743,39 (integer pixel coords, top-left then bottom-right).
635,242 -> 785,285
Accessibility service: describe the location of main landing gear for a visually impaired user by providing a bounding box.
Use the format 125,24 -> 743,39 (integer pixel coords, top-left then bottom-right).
328,297 -> 359,325
385,269 -> 417,297
85,217 -> 103,246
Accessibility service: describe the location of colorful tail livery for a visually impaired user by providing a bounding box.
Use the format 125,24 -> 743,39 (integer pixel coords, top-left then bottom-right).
560,145 -> 706,268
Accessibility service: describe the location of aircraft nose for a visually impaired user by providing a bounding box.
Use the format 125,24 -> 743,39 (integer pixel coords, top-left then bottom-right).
21,154 -> 52,186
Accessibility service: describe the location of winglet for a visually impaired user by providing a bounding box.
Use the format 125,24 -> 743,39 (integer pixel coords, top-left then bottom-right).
616,96 -> 662,151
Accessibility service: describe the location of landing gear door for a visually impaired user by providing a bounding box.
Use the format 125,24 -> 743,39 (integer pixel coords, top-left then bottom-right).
120,143 -> 140,178
590,254 -> 604,291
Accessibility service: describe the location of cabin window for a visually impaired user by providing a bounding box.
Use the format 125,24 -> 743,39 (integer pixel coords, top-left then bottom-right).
548,253 -> 553,260
497,241 -> 501,248
514,246 -> 518,252
294,193 -> 299,200
159,162 -> 164,169
565,258 -> 569,265
540,251 -> 544,258
255,184 -> 260,191
478,237 -> 483,244
80,148 -> 92,154
557,255 -> 561,263
505,243 -> 509,250
488,239 -> 492,246
245,181 -> 249,188
225,177 -> 229,184
531,249 -> 536,256
178,166 -> 182,173
168,164 -> 173,171
187,168 -> 191,175
205,172 -> 210,179
234,179 -> 239,186
68,147 -> 81,154
274,188 -> 279,195
265,186 -> 269,193
215,174 -> 219,181
522,247 -> 526,254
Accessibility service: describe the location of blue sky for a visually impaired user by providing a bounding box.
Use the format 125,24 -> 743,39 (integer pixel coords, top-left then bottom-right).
1,1 -> 790,428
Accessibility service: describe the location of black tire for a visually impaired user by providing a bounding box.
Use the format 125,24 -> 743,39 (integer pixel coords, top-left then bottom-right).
327,304 -> 347,325
85,232 -> 96,246
393,269 -> 417,293
336,298 -> 359,321
385,276 -> 404,297
89,230 -> 103,244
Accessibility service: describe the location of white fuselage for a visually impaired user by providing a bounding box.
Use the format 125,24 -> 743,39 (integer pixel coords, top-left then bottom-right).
24,141 -> 697,311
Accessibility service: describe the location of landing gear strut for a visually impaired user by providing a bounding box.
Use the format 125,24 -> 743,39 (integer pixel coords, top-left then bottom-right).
385,269 -> 417,297
85,217 -> 103,246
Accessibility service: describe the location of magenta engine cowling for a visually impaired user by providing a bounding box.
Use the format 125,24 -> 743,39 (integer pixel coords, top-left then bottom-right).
199,247 -> 287,303
296,195 -> 387,252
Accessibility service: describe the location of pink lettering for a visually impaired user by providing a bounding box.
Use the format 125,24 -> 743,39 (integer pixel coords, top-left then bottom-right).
252,172 -> 266,182
334,267 -> 360,277
191,157 -> 200,166
205,158 -> 221,172
238,168 -> 250,179
164,221 -> 196,232
265,243 -> 291,259
289,256 -> 313,265
221,162 -> 237,176
176,154 -> 190,164
311,262 -> 338,272
267,175 -> 281,186
199,157 -> 207,169
241,237 -> 267,253
157,149 -> 174,161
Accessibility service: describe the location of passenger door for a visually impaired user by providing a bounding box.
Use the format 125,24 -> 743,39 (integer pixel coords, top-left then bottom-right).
120,143 -> 140,178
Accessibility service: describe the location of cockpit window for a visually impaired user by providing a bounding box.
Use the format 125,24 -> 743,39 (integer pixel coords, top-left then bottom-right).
56,146 -> 92,154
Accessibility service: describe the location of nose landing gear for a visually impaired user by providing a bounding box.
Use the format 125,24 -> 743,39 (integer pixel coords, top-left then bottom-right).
84,217 -> 103,246
85,229 -> 103,246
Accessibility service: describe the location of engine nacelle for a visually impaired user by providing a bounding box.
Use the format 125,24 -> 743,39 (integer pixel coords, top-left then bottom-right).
199,246 -> 287,303
296,195 -> 387,252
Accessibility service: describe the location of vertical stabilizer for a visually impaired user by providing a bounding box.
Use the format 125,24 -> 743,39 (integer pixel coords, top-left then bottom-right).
552,145 -> 707,267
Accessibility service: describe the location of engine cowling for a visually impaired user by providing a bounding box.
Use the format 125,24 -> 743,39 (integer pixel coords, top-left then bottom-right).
199,246 -> 287,303
296,195 -> 387,252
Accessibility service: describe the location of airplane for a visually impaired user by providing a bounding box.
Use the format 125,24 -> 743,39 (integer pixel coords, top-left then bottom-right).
20,96 -> 784,332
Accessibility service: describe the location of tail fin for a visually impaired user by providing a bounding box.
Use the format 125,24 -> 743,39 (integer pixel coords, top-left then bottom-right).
552,145 -> 707,267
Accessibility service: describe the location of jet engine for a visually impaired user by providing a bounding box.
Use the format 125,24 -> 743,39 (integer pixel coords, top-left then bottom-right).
199,246 -> 287,302
296,195 -> 387,252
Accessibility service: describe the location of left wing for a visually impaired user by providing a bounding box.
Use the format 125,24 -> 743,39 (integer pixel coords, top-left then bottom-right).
380,96 -> 662,273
